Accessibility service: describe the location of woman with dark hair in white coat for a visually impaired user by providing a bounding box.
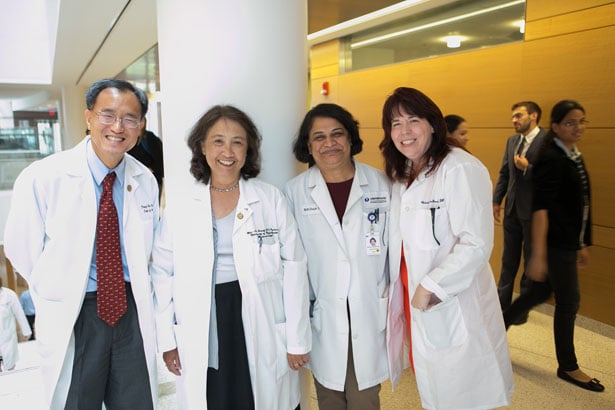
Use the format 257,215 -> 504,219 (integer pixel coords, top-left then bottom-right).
380,87 -> 513,410
284,103 -> 391,409
152,105 -> 311,409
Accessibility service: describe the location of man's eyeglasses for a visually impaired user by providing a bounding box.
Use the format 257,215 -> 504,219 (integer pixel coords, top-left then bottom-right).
561,119 -> 589,128
95,112 -> 141,129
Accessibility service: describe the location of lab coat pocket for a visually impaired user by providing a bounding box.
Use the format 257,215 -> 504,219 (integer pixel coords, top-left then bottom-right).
405,207 -> 441,250
420,297 -> 468,350
252,239 -> 281,283
275,322 -> 290,379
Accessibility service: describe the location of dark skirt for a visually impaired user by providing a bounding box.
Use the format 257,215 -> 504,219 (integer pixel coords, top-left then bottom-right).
206,280 -> 255,410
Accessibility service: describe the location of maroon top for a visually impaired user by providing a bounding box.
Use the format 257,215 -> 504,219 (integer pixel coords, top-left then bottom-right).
326,178 -> 354,223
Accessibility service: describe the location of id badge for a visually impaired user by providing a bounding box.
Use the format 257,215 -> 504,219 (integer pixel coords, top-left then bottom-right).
365,232 -> 381,255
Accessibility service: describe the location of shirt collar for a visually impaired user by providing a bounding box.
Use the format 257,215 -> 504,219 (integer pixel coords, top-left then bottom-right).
553,137 -> 581,160
86,136 -> 126,186
522,126 -> 540,143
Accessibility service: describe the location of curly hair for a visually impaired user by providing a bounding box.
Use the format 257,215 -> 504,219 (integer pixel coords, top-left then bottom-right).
186,105 -> 261,183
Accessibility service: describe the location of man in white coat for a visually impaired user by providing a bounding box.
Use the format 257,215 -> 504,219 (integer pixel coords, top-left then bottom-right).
284,104 -> 391,409
4,79 -> 159,409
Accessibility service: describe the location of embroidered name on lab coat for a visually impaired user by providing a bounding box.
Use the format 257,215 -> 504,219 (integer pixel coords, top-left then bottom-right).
302,205 -> 320,215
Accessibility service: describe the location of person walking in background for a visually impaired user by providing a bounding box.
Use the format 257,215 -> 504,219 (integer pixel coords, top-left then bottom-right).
128,118 -> 165,202
4,79 -> 160,409
381,87 -> 513,410
493,101 -> 547,324
19,288 -> 35,341
504,100 -> 604,392
0,277 -> 32,372
152,105 -> 310,409
284,103 -> 391,410
444,114 -> 469,148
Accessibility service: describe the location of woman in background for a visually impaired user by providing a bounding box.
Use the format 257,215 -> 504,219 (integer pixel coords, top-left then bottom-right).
381,87 -> 513,410
152,105 -> 311,409
504,100 -> 604,392
444,114 -> 469,148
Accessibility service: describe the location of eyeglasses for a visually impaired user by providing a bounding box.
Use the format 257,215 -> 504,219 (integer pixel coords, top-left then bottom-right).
561,119 -> 589,128
95,112 -> 141,129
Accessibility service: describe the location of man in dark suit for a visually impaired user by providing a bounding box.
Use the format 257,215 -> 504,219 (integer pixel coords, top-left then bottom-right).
493,101 -> 546,324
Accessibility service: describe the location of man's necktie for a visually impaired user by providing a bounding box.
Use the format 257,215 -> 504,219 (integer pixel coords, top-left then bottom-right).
516,136 -> 527,156
96,172 -> 127,326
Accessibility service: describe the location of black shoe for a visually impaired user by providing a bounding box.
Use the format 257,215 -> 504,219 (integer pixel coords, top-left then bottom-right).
557,369 -> 605,392
510,313 -> 528,326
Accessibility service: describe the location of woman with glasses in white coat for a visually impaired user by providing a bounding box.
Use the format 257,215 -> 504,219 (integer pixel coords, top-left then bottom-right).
284,103 -> 391,409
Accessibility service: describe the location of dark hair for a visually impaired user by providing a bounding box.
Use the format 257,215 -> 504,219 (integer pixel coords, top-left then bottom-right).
187,105 -> 261,183
292,103 -> 363,166
380,87 -> 450,183
444,114 -> 465,134
547,100 -> 586,141
85,79 -> 148,117
511,101 -> 542,124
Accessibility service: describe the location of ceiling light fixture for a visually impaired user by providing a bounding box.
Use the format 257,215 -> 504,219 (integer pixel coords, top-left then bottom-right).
514,19 -> 526,34
442,35 -> 464,48
307,0 -> 452,46
350,0 -> 525,50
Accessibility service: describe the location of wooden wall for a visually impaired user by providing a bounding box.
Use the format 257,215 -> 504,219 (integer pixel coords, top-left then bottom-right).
309,0 -> 615,325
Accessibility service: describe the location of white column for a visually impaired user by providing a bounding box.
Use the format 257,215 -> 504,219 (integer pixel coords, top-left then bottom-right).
156,0 -> 308,202
60,84 -> 88,149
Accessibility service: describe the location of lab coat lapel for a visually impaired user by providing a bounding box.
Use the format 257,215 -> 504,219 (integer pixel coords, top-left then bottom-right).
234,179 -> 255,234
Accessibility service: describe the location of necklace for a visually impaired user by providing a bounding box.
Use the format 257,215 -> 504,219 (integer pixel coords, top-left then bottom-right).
210,181 -> 239,193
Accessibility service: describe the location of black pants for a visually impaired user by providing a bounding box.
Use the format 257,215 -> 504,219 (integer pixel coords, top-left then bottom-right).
207,281 -> 255,410
65,283 -> 153,410
497,208 -> 531,310
503,247 -> 580,371
26,314 -> 35,340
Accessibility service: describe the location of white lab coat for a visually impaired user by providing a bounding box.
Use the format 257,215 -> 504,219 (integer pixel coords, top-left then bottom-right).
386,148 -> 514,410
284,162 -> 391,391
0,287 -> 32,370
151,178 -> 311,410
3,138 -> 160,409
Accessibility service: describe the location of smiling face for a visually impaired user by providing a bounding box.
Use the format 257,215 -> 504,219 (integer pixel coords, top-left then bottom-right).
84,88 -> 143,168
308,116 -> 353,172
390,107 -> 434,165
201,118 -> 247,184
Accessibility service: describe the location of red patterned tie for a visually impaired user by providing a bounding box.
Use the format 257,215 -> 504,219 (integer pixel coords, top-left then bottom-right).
96,172 -> 127,326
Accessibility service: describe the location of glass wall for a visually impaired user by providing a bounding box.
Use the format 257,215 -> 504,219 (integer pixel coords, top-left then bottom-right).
342,0 -> 526,72
0,103 -> 60,190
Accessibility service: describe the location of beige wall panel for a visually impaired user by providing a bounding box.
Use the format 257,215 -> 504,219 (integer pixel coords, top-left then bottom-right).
579,130 -> 614,229
520,27 -> 615,127
311,64 -> 340,79
593,226 -> 615,250
526,3 -> 615,41
578,246 -> 614,325
310,41 -> 340,69
526,0 -> 613,22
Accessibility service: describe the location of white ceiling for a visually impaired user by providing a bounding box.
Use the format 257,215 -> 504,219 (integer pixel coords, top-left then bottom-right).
0,0 -> 522,110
